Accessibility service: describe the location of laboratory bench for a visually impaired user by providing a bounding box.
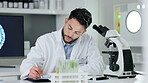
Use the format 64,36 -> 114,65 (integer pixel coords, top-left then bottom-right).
0,66 -> 143,83
0,75 -> 143,83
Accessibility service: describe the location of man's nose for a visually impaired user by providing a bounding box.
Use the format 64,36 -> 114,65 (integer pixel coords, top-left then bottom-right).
69,31 -> 75,37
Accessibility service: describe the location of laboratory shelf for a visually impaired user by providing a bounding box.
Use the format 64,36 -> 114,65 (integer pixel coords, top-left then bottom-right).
0,8 -> 68,15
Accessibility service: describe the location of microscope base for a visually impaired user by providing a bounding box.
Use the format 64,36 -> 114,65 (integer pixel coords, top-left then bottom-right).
104,74 -> 136,79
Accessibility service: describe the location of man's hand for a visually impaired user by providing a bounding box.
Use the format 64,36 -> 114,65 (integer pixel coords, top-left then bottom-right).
52,70 -> 56,73
28,66 -> 43,79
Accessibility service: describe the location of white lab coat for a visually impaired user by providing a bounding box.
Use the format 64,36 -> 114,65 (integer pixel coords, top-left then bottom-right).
20,28 -> 105,79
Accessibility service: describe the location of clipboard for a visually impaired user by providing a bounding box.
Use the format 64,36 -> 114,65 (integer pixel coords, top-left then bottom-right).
25,78 -> 51,82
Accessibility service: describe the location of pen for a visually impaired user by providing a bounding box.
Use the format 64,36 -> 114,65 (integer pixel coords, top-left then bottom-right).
34,63 -> 43,78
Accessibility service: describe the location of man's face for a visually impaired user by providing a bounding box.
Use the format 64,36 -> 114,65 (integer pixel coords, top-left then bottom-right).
63,18 -> 86,43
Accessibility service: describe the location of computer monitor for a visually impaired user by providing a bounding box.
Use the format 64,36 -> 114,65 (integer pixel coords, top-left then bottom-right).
0,15 -> 24,57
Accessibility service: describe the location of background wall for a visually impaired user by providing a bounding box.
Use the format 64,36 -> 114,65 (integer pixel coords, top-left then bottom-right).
84,0 -> 101,47
24,15 -> 56,46
143,0 -> 148,81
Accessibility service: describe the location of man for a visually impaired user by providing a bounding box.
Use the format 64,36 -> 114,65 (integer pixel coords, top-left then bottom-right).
20,8 -> 105,79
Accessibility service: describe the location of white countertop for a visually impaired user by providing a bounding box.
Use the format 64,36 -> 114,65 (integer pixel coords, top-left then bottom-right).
89,75 -> 143,83
0,66 -> 144,83
0,75 -> 143,83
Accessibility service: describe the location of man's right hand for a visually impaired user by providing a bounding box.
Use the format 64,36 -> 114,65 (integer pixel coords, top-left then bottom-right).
28,66 -> 43,79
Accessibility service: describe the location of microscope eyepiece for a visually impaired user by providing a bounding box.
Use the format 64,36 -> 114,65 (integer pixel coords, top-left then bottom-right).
92,24 -> 109,37
93,24 -> 98,29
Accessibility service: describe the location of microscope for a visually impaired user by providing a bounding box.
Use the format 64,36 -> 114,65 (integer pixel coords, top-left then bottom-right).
93,25 -> 136,78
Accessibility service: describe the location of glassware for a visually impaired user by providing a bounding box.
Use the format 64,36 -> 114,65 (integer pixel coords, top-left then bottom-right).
56,60 -> 78,73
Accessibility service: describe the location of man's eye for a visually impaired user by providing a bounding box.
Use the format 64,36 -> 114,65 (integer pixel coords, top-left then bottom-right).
75,32 -> 81,35
68,27 -> 72,30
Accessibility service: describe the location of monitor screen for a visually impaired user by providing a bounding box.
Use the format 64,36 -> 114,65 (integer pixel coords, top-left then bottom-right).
0,15 -> 24,57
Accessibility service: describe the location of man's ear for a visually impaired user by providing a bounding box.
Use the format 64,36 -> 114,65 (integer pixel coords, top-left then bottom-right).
64,18 -> 68,25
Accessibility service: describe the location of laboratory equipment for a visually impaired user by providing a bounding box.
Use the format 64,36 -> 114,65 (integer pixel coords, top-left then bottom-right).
0,25 -> 5,49
49,73 -> 88,83
54,60 -> 88,83
56,60 -> 78,73
0,15 -> 24,57
119,3 -> 143,46
93,25 -> 136,78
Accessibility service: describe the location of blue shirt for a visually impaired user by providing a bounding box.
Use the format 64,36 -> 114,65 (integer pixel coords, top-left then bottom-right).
62,39 -> 77,59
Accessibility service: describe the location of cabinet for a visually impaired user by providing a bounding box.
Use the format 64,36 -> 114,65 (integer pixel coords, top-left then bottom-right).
0,0 -> 85,15
0,76 -> 18,81
0,0 -> 84,47
0,8 -> 67,15
0,67 -> 20,81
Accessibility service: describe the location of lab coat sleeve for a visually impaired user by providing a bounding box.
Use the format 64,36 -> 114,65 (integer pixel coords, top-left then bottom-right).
78,37 -> 106,75
20,36 -> 45,79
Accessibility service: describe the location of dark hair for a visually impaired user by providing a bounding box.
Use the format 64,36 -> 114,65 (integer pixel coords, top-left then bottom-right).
68,8 -> 92,29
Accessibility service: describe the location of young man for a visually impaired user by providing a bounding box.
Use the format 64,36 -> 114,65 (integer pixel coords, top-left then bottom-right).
20,8 -> 105,79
